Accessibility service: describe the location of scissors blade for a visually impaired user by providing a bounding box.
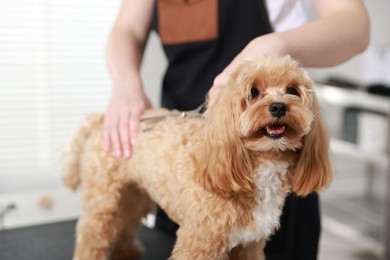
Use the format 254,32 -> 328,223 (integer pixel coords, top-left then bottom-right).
140,101 -> 208,122
182,101 -> 208,118
140,111 -> 181,122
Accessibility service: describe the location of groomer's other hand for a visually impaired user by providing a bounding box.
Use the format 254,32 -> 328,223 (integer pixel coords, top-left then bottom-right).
208,34 -> 286,100
104,83 -> 151,158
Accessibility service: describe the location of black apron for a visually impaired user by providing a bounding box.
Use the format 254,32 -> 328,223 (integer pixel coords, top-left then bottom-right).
152,1 -> 320,259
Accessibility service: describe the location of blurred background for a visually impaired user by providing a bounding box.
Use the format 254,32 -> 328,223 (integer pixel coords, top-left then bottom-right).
0,0 -> 389,259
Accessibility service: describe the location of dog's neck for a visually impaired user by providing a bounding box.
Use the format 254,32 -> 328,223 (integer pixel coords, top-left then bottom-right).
229,159 -> 290,248
251,149 -> 298,163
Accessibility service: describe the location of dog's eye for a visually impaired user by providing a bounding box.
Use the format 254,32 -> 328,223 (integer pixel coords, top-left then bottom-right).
286,86 -> 300,96
251,87 -> 260,98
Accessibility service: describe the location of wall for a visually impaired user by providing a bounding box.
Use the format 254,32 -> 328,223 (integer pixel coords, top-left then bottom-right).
307,0 -> 390,84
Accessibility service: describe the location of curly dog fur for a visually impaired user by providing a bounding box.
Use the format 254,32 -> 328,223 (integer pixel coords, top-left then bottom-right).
61,55 -> 332,260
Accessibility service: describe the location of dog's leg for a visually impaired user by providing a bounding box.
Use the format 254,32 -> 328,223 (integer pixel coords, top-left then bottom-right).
170,226 -> 229,260
227,239 -> 266,260
111,184 -> 155,260
74,199 -> 119,259
73,174 -> 128,260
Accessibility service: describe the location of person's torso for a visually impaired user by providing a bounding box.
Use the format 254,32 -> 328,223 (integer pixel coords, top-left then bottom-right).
152,0 -> 273,110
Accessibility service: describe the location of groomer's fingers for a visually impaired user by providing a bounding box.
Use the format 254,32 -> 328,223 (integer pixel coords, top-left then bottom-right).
129,110 -> 142,147
103,123 -> 112,153
119,115 -> 132,158
109,122 -> 122,158
209,74 -> 225,99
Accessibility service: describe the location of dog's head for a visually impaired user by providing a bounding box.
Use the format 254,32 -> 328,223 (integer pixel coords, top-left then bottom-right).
195,55 -> 332,197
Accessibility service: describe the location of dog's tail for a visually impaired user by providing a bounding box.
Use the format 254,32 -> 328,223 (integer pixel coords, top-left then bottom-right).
60,114 -> 104,191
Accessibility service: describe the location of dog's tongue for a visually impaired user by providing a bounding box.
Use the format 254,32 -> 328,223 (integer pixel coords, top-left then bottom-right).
266,125 -> 285,135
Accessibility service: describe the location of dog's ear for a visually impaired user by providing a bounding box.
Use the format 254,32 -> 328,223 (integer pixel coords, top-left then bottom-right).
194,77 -> 254,198
292,96 -> 333,196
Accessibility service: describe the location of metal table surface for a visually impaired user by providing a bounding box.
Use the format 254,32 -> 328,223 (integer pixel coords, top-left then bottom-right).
315,84 -> 390,260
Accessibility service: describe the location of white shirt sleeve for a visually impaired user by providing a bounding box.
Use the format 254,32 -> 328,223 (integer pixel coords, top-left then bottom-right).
265,0 -> 312,32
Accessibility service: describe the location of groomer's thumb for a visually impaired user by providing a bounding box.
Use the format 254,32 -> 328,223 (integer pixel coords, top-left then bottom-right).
209,74 -> 226,99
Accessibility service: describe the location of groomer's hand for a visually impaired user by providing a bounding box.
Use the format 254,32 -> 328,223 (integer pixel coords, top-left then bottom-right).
208,34 -> 286,99
104,83 -> 151,158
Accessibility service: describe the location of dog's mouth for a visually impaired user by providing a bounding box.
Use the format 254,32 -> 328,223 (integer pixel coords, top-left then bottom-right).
263,124 -> 286,139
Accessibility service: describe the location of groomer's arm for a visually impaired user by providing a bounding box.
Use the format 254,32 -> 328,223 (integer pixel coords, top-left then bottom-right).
209,0 -> 370,96
105,0 -> 154,158
278,0 -> 370,66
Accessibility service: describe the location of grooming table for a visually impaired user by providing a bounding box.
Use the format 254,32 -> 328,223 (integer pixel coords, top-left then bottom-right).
0,220 -> 175,260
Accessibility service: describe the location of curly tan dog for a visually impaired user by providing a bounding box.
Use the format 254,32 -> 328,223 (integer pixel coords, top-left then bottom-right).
61,55 -> 332,260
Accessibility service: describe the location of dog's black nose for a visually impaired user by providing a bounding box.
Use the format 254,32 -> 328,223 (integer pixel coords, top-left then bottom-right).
269,102 -> 287,118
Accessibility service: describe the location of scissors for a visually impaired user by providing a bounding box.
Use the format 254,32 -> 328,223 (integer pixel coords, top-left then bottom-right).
140,101 -> 208,132
140,101 -> 208,122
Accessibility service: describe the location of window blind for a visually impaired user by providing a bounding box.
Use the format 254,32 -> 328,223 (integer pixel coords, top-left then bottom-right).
0,0 -> 121,192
